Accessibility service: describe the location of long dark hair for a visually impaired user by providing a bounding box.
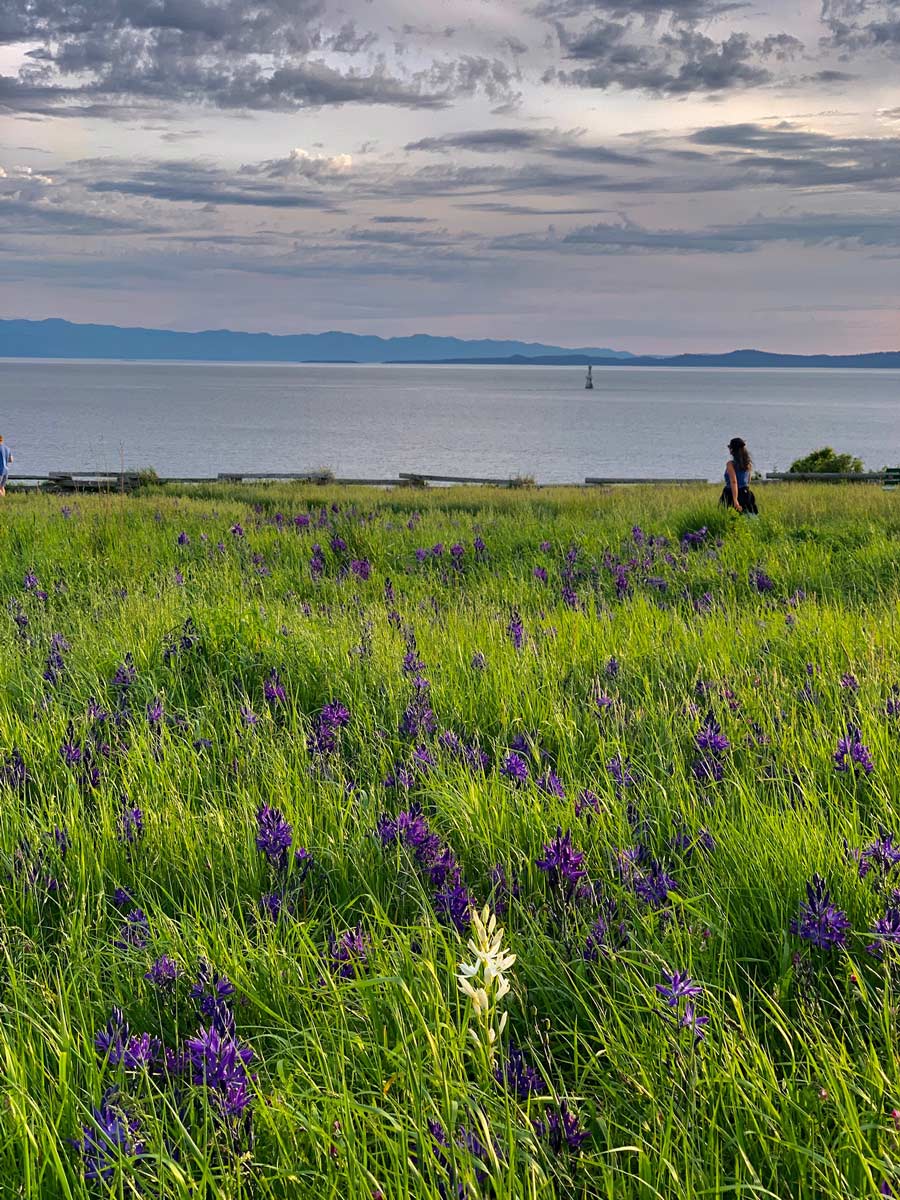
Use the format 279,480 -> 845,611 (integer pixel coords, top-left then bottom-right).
728,437 -> 751,472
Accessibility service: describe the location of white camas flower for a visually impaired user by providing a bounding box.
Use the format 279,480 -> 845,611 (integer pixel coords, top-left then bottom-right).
456,905 -> 515,1061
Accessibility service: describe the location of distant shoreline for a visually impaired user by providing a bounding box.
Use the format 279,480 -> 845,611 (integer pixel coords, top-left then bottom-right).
2,355 -> 900,371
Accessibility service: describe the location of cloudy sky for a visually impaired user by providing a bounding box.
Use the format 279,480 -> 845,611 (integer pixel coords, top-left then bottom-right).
1,0 -> 899,352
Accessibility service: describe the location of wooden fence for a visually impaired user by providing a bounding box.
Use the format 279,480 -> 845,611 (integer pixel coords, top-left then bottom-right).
5,469 -> 897,492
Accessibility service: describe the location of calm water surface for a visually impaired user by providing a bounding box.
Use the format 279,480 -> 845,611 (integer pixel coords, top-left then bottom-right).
1,360 -> 897,482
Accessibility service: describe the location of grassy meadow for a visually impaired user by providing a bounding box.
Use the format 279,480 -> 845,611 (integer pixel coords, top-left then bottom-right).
1,481 -> 899,1199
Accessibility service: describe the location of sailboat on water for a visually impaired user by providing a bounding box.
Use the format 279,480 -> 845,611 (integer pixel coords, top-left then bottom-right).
584,364 -> 593,390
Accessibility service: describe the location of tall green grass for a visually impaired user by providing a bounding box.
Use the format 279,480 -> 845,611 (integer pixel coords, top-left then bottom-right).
0,483 -> 898,1198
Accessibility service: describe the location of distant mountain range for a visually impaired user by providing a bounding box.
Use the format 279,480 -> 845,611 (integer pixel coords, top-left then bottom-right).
435,349 -> 900,368
0,318 -> 631,364
1,320 -> 898,368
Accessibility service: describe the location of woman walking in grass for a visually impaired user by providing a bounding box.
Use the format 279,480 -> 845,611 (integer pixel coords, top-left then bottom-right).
721,436 -> 758,514
0,435 -> 12,497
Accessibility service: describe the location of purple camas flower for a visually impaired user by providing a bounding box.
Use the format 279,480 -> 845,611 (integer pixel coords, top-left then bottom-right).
606,656 -> 620,678
695,716 -> 730,755
681,527 -> 707,549
112,654 -> 136,690
350,558 -> 371,580
95,1007 -> 128,1062
115,908 -> 150,951
433,881 -> 474,932
575,789 -> 602,819
606,754 -> 635,789
750,566 -> 775,594
328,925 -> 370,979
632,860 -> 678,908
494,1045 -> 547,1098
533,1102 -> 589,1154
507,609 -> 524,650
186,1024 -> 254,1091
471,651 -> 486,670
146,697 -> 164,726
192,962 -> 237,1035
177,531 -> 189,545
0,747 -> 28,790
501,751 -> 528,786
840,672 -> 859,692
145,954 -> 181,989
867,908 -> 900,958
256,804 -> 292,867
263,668 -> 286,705
834,726 -> 874,775
74,1092 -> 145,1182
855,829 -> 900,882
240,705 -> 259,727
791,875 -> 850,950
656,970 -> 702,1008
310,544 -> 326,580
330,535 -> 347,553
692,756 -> 724,784
117,799 -> 144,845
536,827 -> 586,896
537,769 -> 565,799
678,1004 -> 710,1042
533,566 -> 548,584
230,523 -> 244,538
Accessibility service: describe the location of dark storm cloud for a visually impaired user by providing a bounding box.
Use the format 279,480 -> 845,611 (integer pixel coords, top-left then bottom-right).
0,0 -> 518,116
550,22 -> 779,94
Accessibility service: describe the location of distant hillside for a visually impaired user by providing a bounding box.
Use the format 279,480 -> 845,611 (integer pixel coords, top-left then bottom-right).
0,318 -> 632,364
433,348 -> 900,368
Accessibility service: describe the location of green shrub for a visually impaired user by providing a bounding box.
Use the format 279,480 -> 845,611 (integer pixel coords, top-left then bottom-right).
788,447 -> 863,474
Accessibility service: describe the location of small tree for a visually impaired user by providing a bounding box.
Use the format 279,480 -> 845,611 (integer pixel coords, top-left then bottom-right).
789,447 -> 863,474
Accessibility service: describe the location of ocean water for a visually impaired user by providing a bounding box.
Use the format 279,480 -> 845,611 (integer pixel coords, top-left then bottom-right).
1,359 -> 897,482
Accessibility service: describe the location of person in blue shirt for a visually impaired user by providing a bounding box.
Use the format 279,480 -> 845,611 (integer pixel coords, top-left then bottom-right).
0,435 -> 12,496
720,436 -> 758,514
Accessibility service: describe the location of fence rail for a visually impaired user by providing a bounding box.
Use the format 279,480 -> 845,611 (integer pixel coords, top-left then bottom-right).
4,469 -> 897,491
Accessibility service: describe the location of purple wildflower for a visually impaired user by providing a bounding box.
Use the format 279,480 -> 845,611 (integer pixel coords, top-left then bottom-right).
533,1102 -> 589,1155
255,804 -> 292,867
791,875 -> 850,950
507,610 -> 524,651
191,962 -> 237,1034
350,558 -> 371,580
494,1045 -> 547,1098
433,882 -> 474,932
501,752 -> 528,786
145,955 -> 181,989
834,727 -> 874,775
115,908 -> 150,951
750,567 -> 775,594
867,908 -> 900,958
328,925 -> 370,979
678,1004 -> 710,1042
117,800 -> 144,845
537,769 -> 565,799
536,827 -> 586,896
74,1093 -> 145,1182
656,970 -> 702,1008
264,668 -> 286,705
695,716 -> 729,755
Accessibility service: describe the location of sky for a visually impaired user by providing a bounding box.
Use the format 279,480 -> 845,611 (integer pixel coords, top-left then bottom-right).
1,0 -> 900,353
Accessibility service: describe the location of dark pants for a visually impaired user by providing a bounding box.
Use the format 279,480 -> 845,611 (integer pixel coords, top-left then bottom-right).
720,485 -> 758,514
